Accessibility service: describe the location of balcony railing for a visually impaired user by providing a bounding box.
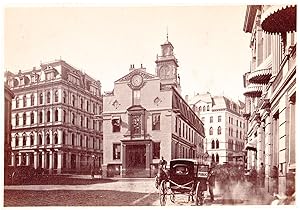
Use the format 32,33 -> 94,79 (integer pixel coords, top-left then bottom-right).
243,84 -> 263,98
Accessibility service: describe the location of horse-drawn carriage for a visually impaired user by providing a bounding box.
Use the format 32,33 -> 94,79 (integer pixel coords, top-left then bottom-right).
156,158 -> 210,206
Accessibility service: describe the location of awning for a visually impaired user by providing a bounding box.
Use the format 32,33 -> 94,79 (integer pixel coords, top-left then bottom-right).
261,5 -> 297,34
248,56 -> 272,85
243,84 -> 263,98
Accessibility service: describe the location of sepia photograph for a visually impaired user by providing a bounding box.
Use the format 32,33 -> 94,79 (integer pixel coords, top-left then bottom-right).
2,1 -> 297,207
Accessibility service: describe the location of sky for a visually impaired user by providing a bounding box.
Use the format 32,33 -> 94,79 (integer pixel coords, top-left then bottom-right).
4,4 -> 252,102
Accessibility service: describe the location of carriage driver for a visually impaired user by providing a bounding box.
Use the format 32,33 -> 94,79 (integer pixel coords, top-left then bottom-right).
207,161 -> 216,202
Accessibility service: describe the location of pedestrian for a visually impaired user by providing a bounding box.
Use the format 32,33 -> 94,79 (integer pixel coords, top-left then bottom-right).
249,167 -> 258,194
270,165 -> 279,195
90,163 -> 95,179
258,162 -> 265,188
155,157 -> 168,188
207,162 -> 216,202
99,167 -> 103,179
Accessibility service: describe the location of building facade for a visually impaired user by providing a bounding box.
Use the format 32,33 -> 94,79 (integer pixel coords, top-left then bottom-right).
102,38 -> 205,178
243,5 -> 296,196
5,60 -> 103,174
188,93 -> 246,165
4,83 -> 14,183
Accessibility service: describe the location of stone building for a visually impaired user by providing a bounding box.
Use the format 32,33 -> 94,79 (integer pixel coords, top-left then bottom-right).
5,60 -> 103,174
102,38 -> 205,177
188,92 -> 246,165
243,5 -> 296,196
4,82 -> 14,183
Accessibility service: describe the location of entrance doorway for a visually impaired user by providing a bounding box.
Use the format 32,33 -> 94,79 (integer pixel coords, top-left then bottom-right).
126,145 -> 146,169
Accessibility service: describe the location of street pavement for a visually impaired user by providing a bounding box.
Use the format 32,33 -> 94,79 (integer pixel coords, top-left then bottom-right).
4,174 -> 275,206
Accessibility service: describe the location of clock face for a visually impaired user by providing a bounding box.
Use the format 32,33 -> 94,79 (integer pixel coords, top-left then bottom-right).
160,65 -> 171,79
131,74 -> 143,87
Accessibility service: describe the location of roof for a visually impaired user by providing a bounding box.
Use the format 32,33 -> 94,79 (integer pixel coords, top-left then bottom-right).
115,68 -> 157,83
188,92 -> 212,105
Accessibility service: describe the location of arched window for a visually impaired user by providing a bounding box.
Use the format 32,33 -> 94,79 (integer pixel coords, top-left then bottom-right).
72,95 -> 76,106
39,111 -> 43,123
39,92 -> 43,104
72,113 -> 75,125
30,112 -> 34,124
54,133 -> 58,144
55,109 -> 59,121
22,134 -> 26,146
211,140 -> 215,149
63,110 -> 66,123
47,110 -> 51,122
15,113 -> 19,126
72,133 -> 75,145
218,126 -> 221,135
47,92 -> 51,103
211,153 -> 215,162
62,131 -> 66,145
81,98 -> 84,109
207,105 -> 210,111
209,127 -> 213,135
46,133 -> 50,144
203,106 -> 206,112
16,97 -> 19,108
63,91 -> 67,103
30,133 -> 34,145
216,153 -> 219,163
216,139 -> 219,149
23,113 -> 27,125
54,90 -> 59,102
199,106 -> 202,112
30,94 -> 35,106
39,134 -> 43,145
15,135 -> 19,146
23,95 -> 27,107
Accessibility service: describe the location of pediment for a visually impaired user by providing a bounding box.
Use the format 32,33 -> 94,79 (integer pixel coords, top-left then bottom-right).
115,69 -> 157,83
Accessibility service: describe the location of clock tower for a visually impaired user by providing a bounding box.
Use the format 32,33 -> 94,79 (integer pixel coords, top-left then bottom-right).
155,35 -> 181,93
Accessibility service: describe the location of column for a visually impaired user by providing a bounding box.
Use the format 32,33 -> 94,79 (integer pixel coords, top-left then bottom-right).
34,151 -> 38,169
145,143 -> 150,177
26,153 -> 30,166
76,153 -> 80,172
41,150 -> 45,168
57,150 -> 62,174
264,113 -> 272,192
271,34 -> 281,81
11,152 -> 16,167
68,152 -> 72,169
49,150 -> 53,174
121,144 -> 126,177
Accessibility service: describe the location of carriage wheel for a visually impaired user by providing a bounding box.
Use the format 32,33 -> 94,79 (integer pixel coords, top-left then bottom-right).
195,182 -> 204,206
159,180 -> 167,206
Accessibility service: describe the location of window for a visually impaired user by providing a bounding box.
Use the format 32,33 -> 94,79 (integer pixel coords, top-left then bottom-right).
236,130 -> 238,138
240,131 -> 242,139
131,115 -> 141,135
216,139 -> 219,149
63,91 -> 67,103
46,133 -> 50,144
55,90 -> 59,102
112,118 -> 121,132
240,121 -> 242,128
39,111 -> 43,123
23,135 -> 26,146
23,113 -> 26,125
54,133 -> 58,144
236,120 -> 238,126
216,153 -> 219,163
62,132 -> 66,145
47,111 -> 51,122
63,110 -> 66,123
16,97 -> 19,108
210,116 -> 213,123
30,134 -> 34,145
47,92 -> 51,103
203,106 -> 206,112
212,154 -> 215,162
55,109 -> 59,121
86,101 -> 89,111
81,116 -> 84,127
211,140 -> 215,149
81,98 -> 84,109
152,114 -> 160,130
39,93 -> 43,104
86,117 -> 89,128
15,113 -> 19,126
72,95 -> 76,106
175,117 -> 178,133
15,135 -> 19,146
30,94 -> 34,106
207,105 -> 210,111
218,116 -> 221,122
113,144 -> 121,159
72,113 -> 75,125
209,127 -> 213,135
218,126 -> 221,135
80,135 -> 83,147
39,134 -> 42,145
23,95 -> 27,107
201,117 -> 205,122
30,112 -> 34,124
199,106 -> 202,112
72,133 -> 75,145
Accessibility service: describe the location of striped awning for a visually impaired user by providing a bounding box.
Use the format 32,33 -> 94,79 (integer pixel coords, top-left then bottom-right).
261,5 -> 296,34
